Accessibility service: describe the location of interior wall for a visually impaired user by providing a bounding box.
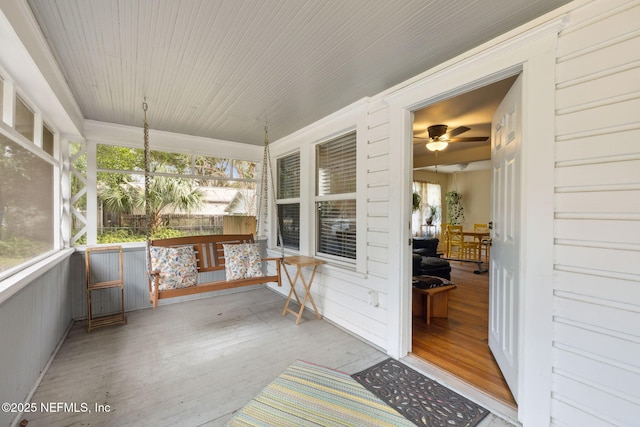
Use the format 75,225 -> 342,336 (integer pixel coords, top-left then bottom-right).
445,170 -> 491,229
412,170 -> 450,194
413,169 -> 492,230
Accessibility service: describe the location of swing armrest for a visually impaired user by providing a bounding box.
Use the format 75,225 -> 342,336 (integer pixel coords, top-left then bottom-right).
147,269 -> 160,292
260,257 -> 282,286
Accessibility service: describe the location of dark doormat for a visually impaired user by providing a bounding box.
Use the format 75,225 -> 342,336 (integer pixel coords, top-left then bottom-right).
352,358 -> 489,427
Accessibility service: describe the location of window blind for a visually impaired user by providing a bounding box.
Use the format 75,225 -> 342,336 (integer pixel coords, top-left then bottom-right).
315,132 -> 357,260
278,153 -> 300,199
277,153 -> 300,250
316,132 -> 357,196
317,200 -> 356,259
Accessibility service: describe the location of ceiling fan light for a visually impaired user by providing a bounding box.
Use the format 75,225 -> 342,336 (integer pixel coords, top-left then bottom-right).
426,140 -> 448,151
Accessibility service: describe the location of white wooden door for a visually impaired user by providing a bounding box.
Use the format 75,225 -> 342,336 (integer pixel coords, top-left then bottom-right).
489,74 -> 522,403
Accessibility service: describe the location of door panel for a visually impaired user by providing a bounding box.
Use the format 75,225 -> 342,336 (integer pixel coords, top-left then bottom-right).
489,74 -> 522,403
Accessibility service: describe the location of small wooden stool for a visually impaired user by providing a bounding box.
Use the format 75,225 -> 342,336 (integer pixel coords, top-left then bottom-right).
412,279 -> 456,325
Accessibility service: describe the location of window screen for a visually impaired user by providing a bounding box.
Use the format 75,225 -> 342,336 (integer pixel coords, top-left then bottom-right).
0,131 -> 54,277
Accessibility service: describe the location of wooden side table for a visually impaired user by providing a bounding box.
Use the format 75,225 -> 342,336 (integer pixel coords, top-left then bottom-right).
281,256 -> 326,325
412,282 -> 457,325
85,246 -> 126,332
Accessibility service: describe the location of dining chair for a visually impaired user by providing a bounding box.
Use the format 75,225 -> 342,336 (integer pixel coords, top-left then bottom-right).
474,223 -> 491,263
448,225 -> 477,260
440,223 -> 450,257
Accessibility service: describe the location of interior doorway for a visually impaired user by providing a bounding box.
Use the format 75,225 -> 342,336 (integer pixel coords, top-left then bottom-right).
409,76 -> 518,408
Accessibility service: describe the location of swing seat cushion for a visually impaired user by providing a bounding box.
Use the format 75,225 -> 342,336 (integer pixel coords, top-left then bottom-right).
150,245 -> 198,290
223,243 -> 264,280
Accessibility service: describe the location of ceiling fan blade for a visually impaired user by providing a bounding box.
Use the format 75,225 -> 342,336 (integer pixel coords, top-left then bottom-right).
447,126 -> 470,138
448,136 -> 489,143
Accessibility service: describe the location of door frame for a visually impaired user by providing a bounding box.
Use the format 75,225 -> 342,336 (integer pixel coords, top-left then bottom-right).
384,19 -> 563,425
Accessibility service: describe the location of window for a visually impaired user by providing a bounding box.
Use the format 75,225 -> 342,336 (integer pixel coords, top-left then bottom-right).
15,96 -> 35,142
412,181 -> 442,237
73,144 -> 259,245
316,132 -> 356,260
43,124 -> 54,156
276,153 -> 300,250
0,130 -> 55,277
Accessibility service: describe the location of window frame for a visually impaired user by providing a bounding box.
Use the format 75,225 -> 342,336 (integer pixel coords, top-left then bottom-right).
314,131 -> 358,263
75,141 -> 260,245
275,151 -> 301,251
0,84 -> 61,282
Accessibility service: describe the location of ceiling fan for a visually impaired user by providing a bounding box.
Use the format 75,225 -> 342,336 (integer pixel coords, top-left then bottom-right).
413,124 -> 488,151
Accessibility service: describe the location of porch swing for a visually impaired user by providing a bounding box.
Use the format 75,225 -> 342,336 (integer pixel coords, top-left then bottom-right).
143,101 -> 282,307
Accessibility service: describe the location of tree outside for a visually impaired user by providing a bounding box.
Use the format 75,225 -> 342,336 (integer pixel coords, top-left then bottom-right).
78,145 -> 258,244
99,170 -> 204,235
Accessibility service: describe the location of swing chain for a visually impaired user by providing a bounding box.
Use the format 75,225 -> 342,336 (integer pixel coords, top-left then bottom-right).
256,123 -> 284,257
143,98 -> 152,270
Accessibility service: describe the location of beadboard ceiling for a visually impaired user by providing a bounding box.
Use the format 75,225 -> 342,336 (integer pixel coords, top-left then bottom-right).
27,0 -> 570,145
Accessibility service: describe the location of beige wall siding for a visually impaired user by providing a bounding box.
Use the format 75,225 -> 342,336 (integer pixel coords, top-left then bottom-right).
552,1 -> 640,425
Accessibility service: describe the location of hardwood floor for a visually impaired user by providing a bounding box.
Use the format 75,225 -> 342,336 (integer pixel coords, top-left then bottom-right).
412,262 -> 518,408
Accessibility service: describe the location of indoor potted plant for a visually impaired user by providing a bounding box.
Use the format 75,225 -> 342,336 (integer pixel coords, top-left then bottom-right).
412,191 -> 422,212
425,205 -> 439,225
445,190 -> 464,224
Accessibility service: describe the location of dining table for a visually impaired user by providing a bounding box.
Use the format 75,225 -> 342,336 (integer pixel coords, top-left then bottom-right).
444,229 -> 491,274
462,230 -> 490,240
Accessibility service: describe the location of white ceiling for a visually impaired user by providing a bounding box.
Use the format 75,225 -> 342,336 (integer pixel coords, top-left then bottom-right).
412,75 -> 518,171
416,160 -> 492,174
27,0 -> 571,145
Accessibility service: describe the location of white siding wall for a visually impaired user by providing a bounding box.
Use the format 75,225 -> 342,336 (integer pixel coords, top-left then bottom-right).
364,100 -> 391,279
266,1 -> 640,424
266,100 -> 393,349
552,1 -> 640,425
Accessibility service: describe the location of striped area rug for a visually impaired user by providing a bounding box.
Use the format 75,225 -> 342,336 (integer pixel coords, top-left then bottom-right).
226,360 -> 415,427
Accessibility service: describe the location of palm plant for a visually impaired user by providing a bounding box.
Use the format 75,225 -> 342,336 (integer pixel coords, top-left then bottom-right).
100,174 -> 204,235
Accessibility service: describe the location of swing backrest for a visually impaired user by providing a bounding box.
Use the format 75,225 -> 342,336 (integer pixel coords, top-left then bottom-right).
150,234 -> 256,273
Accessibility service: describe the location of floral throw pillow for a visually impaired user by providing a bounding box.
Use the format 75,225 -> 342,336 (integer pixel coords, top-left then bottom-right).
223,243 -> 264,280
149,246 -> 198,291
223,244 -> 248,280
244,243 -> 264,278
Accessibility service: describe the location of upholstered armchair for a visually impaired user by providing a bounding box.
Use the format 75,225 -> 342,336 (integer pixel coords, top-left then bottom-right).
412,237 -> 451,280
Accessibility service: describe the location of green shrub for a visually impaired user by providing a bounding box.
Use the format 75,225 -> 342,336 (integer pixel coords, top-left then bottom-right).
96,228 -> 194,244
